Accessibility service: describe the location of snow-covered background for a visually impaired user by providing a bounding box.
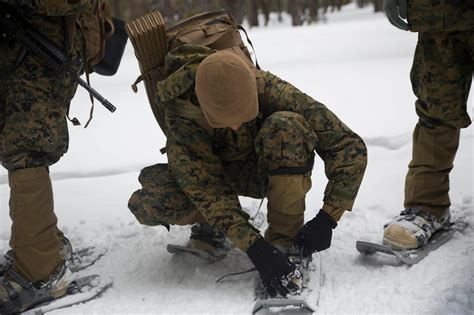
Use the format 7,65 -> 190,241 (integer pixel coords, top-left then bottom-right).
1,4 -> 473,314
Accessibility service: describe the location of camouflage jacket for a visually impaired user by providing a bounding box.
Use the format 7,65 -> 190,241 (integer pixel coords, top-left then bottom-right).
408,0 -> 474,32
0,0 -> 98,68
0,0 -> 89,16
158,45 -> 367,251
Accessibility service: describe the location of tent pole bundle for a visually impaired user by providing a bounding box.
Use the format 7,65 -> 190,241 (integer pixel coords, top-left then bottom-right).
125,11 -> 168,133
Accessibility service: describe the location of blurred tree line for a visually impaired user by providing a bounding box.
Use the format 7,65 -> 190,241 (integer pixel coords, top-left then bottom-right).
110,0 -> 384,27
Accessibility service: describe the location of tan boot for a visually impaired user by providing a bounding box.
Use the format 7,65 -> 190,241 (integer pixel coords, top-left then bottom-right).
8,167 -> 62,282
265,173 -> 311,248
383,207 -> 451,250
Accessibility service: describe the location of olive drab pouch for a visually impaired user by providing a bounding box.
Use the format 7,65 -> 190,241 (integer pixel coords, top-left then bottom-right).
76,0 -> 114,71
126,10 -> 265,138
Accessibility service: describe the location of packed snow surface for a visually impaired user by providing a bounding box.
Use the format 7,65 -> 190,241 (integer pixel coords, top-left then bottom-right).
1,4 -> 473,314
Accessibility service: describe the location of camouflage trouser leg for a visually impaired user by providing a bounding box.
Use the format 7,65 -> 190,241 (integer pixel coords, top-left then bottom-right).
406,30 -> 473,218
128,164 -> 204,227
0,41 -> 78,281
255,111 -> 317,247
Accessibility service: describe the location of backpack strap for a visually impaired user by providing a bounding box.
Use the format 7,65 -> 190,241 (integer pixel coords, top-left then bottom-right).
237,25 -> 260,70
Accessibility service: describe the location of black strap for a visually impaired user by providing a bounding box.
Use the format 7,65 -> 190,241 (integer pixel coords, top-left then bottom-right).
268,155 -> 315,176
215,267 -> 257,283
237,25 -> 260,70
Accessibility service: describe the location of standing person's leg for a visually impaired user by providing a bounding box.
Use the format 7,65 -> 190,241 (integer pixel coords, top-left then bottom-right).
0,43 -> 78,283
405,30 -> 472,218
384,30 -> 473,249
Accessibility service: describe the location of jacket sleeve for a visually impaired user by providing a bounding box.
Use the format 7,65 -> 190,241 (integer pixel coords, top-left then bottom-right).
263,71 -> 367,221
165,112 -> 261,251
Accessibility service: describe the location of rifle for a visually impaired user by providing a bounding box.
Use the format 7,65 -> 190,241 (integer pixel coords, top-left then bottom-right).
0,8 -> 116,113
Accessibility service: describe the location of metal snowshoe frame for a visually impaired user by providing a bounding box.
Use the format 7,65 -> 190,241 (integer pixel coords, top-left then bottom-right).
252,299 -> 314,314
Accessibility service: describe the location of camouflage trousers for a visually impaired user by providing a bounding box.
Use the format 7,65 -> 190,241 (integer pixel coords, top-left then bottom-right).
129,111 -> 316,247
405,30 -> 473,217
0,28 -> 78,171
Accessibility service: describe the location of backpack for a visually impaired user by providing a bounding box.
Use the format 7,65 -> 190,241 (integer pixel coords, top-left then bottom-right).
76,0 -> 114,71
29,0 -> 114,69
126,10 -> 266,138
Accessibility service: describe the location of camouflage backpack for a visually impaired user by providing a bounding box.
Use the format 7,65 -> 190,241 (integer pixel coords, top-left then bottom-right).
126,10 -> 266,138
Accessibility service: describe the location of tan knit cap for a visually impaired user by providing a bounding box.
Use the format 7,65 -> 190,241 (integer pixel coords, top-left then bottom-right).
195,50 -> 258,128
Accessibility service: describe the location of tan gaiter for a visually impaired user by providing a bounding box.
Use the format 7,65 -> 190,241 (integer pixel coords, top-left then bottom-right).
265,173 -> 312,248
8,167 -> 61,282
405,124 -> 460,218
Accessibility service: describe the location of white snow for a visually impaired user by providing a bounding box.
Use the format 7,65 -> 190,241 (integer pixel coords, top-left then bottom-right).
1,4 -> 473,314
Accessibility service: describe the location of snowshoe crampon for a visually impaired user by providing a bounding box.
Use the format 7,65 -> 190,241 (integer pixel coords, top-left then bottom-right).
252,299 -> 314,314
23,274 -> 112,314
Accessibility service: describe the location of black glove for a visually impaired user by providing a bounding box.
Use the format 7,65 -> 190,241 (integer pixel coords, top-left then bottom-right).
383,0 -> 409,31
295,209 -> 337,257
247,237 -> 299,298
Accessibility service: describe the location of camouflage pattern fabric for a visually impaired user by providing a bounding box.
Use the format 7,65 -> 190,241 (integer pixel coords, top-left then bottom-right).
411,31 -> 473,130
408,0 -> 474,32
156,45 -> 214,104
129,163 -> 204,227
130,49 -> 368,251
405,30 -> 473,217
0,0 -> 89,16
0,7 -> 82,171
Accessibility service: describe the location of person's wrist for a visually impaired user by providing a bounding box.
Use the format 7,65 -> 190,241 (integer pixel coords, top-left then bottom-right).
321,203 -> 344,223
246,237 -> 269,265
317,209 -> 337,229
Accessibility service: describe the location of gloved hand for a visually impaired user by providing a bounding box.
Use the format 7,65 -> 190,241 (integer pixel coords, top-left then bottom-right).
295,209 -> 337,257
384,0 -> 409,31
247,237 -> 300,298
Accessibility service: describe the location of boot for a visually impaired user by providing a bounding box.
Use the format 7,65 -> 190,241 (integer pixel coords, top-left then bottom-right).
383,207 -> 451,250
8,166 -> 62,282
1,237 -> 73,278
189,223 -> 229,257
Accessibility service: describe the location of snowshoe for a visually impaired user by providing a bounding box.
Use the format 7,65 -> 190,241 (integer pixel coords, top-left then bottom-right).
167,223 -> 231,262
254,246 -> 312,300
0,262 -> 73,313
252,247 -> 317,314
23,274 -> 112,314
252,299 -> 314,314
357,221 -> 467,265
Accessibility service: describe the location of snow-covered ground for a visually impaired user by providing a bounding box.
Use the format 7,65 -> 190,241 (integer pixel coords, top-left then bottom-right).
1,4 -> 473,314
